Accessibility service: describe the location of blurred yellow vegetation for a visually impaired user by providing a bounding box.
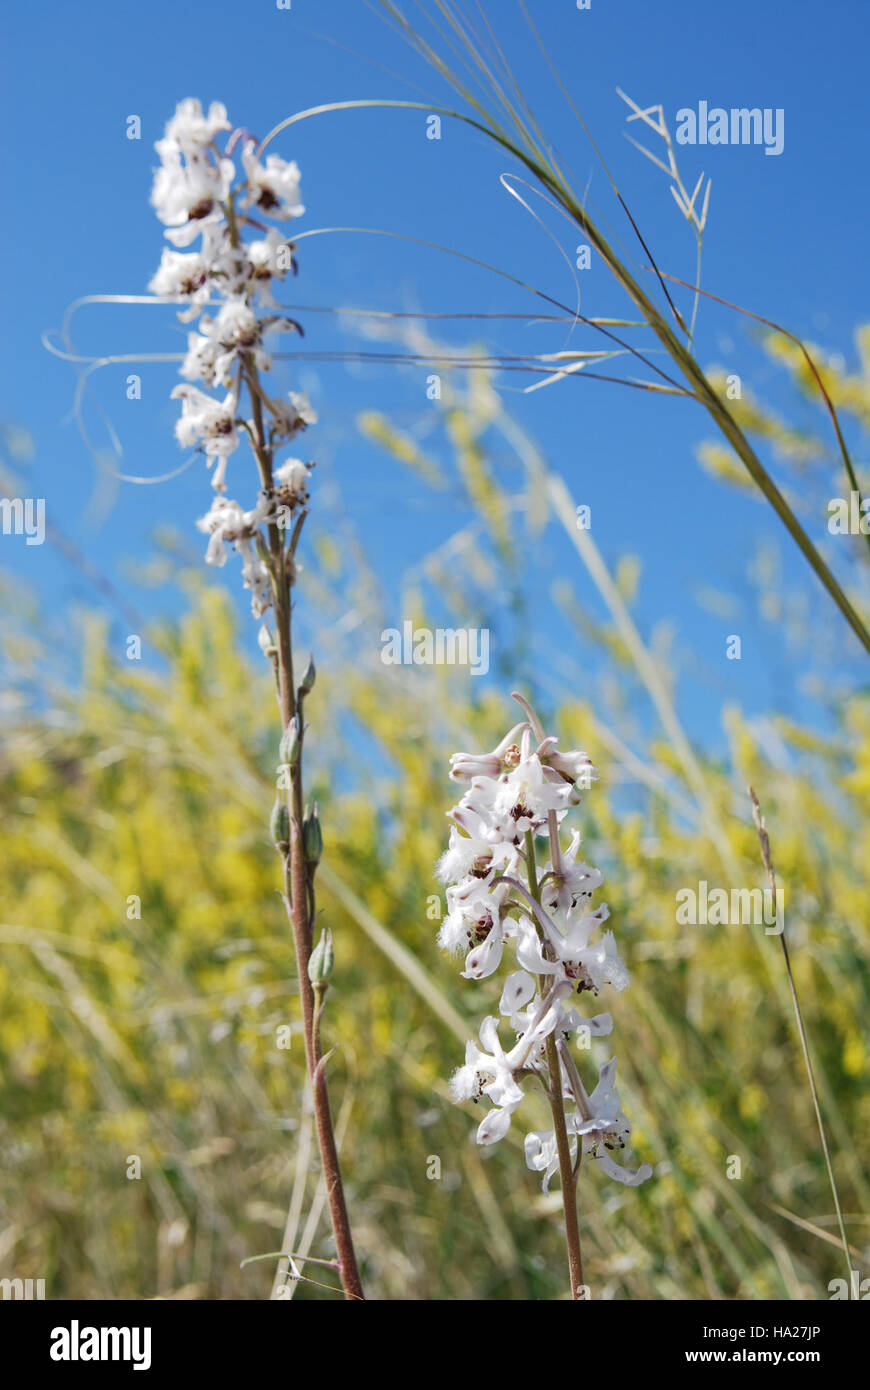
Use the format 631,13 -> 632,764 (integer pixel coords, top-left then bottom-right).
0,334 -> 868,1302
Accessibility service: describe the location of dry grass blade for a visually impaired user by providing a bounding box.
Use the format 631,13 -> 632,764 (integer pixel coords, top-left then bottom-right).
749,787 -> 853,1280
365,5 -> 870,654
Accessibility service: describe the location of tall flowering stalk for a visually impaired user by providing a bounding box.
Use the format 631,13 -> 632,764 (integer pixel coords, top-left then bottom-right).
438,693 -> 651,1298
149,99 -> 364,1300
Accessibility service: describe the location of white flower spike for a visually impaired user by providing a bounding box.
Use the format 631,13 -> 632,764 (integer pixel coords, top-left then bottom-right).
436,699 -> 651,1215
150,99 -> 311,617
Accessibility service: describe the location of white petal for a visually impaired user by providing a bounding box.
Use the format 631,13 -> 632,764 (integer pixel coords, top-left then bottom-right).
499,971 -> 536,1016
476,1105 -> 513,1146
478,1016 -> 502,1056
596,1153 -> 653,1186
483,1071 -> 524,1109
462,927 -> 504,980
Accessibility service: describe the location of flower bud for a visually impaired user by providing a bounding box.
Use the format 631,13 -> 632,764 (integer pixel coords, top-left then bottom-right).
308,928 -> 334,987
270,796 -> 290,851
298,656 -> 316,698
258,623 -> 277,659
278,721 -> 299,768
302,802 -> 323,865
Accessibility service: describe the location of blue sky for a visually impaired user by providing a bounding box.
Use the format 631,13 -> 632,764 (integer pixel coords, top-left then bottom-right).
2,0 -> 868,747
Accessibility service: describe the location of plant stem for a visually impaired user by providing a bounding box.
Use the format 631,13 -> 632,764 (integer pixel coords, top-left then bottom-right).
524,821 -> 584,1299
545,1032 -> 585,1298
282,815 -> 364,1301
244,351 -> 365,1302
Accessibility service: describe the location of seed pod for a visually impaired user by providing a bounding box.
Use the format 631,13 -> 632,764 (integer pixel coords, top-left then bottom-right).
308,928 -> 334,987
302,802 -> 323,865
270,797 -> 290,851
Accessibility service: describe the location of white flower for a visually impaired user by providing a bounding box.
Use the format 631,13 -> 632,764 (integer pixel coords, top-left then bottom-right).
151,151 -> 234,245
448,721 -> 529,782
439,871 -> 511,966
191,297 -> 275,383
451,990 -> 570,1145
196,496 -> 247,567
575,1058 -> 652,1187
436,805 -> 518,885
516,904 -> 629,996
499,970 -> 612,1046
523,1126 -> 570,1191
156,99 -> 230,158
242,140 -> 305,219
486,730 -> 574,839
149,249 -> 210,319
180,330 -> 223,387
170,385 -> 239,489
196,496 -> 273,616
273,457 -> 312,509
270,391 -> 318,439
540,830 -> 603,914
579,928 -> 630,993
536,736 -> 597,787
450,1016 -> 526,1112
456,901 -> 507,979
151,100 -> 233,250
212,297 -> 260,350
524,1058 -> 651,1192
247,228 -> 295,304
171,384 -> 237,453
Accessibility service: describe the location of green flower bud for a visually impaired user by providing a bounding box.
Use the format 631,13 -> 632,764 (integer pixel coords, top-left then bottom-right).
278,721 -> 299,768
298,656 -> 316,698
270,796 -> 290,851
308,928 -> 334,987
302,802 -> 323,865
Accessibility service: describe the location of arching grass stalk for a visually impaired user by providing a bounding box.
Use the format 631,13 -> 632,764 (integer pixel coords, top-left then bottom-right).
749,789 -> 852,1282
262,9 -> 870,654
